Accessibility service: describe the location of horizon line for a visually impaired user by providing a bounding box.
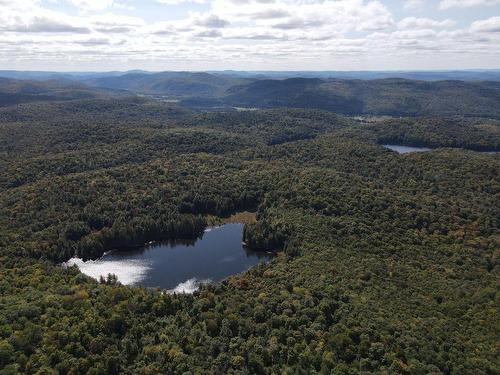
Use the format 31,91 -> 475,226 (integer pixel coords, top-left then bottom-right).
1,68 -> 500,74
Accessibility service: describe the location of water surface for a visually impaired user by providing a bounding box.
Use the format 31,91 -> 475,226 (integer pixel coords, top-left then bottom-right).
384,144 -> 499,154
384,144 -> 432,153
65,223 -> 271,292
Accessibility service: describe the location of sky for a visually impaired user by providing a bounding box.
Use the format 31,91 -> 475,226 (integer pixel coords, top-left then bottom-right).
0,0 -> 499,71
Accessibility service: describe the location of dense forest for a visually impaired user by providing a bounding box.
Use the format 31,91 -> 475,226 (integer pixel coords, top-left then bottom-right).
221,78 -> 500,118
0,87 -> 499,374
2,74 -> 500,118
0,78 -> 129,108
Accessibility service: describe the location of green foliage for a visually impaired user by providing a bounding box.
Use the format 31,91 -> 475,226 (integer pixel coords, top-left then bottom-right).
0,96 -> 498,374
223,78 -> 500,118
0,77 -> 129,107
343,116 -> 500,151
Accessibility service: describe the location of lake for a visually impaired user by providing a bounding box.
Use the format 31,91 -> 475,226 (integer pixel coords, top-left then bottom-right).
384,144 -> 432,153
384,144 -> 499,154
64,223 -> 271,293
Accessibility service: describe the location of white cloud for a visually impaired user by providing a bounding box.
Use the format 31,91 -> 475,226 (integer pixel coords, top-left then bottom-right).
64,0 -> 114,12
77,37 -> 111,45
156,0 -> 208,4
3,16 -> 91,33
439,0 -> 500,9
248,8 -> 290,19
211,0 -> 394,33
0,2 -> 92,34
113,1 -> 135,10
0,0 -> 38,6
1,0 -> 500,70
195,29 -> 222,37
470,16 -> 500,32
398,17 -> 456,30
193,14 -> 230,28
404,0 -> 427,9
89,14 -> 144,33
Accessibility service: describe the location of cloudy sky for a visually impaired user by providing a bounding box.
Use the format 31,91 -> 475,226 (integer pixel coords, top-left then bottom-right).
1,0 -> 499,71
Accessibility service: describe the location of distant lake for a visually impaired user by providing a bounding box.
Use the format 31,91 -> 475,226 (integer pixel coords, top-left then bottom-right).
384,144 -> 498,154
64,223 -> 271,293
384,144 -> 432,153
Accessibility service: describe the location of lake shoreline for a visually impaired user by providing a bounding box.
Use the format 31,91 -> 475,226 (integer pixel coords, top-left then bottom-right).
63,221 -> 272,293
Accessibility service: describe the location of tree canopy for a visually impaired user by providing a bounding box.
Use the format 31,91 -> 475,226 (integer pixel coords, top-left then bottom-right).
0,96 -> 498,374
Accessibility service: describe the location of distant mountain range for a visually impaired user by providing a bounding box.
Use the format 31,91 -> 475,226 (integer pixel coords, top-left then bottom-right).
221,77 -> 500,118
2,69 -> 500,81
81,72 -> 252,97
1,71 -> 499,118
210,69 -> 500,82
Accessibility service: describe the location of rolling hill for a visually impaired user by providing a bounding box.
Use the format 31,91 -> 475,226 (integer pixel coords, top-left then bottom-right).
1,73 -> 500,118
221,77 -> 500,118
0,77 -> 130,107
82,71 -> 253,97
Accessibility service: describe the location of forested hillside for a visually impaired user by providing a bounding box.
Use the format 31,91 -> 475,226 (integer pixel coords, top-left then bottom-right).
223,78 -> 500,118
3,74 -> 500,119
0,94 -> 499,374
82,72 -> 252,98
0,78 -> 129,107
81,72 -> 500,118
